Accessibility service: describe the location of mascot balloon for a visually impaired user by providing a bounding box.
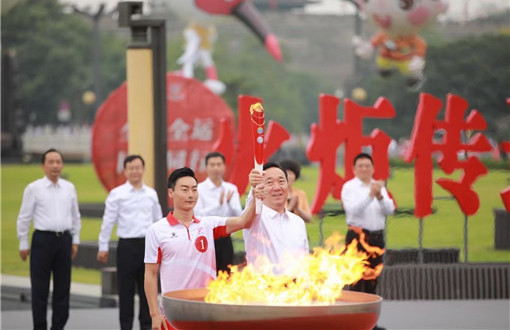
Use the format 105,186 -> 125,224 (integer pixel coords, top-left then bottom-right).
352,0 -> 448,90
166,0 -> 282,95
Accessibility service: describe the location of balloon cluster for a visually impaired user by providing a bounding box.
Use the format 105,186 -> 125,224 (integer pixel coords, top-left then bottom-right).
352,0 -> 449,91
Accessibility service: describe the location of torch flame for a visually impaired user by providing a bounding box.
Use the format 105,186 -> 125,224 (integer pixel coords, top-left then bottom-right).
205,232 -> 373,306
250,102 -> 264,115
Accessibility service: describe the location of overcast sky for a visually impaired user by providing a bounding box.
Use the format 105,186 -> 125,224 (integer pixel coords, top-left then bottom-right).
62,0 -> 509,22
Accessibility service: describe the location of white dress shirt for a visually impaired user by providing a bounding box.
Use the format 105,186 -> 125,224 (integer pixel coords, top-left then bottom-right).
243,204 -> 309,274
194,178 -> 242,217
341,177 -> 395,232
98,181 -> 163,251
17,176 -> 81,250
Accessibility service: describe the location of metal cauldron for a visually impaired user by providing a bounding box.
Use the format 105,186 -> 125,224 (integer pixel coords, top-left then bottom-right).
163,288 -> 382,329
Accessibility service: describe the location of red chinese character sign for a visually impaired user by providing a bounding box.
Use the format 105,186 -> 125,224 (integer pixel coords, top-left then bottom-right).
92,82 -> 290,196
213,95 -> 290,195
404,93 -> 492,218
91,74 -> 235,192
306,94 -> 396,214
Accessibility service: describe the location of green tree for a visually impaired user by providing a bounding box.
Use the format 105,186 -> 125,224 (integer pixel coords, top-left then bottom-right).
2,0 -> 127,124
425,33 -> 510,143
2,0 -> 90,123
215,37 -> 333,133
98,31 -> 127,107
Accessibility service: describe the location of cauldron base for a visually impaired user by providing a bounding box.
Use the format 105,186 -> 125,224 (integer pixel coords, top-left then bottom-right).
163,288 -> 382,330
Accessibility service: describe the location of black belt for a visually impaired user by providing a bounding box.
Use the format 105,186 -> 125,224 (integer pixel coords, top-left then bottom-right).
35,229 -> 70,237
119,237 -> 145,241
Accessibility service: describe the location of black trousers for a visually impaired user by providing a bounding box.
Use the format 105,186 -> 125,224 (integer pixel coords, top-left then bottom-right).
30,230 -> 72,330
345,227 -> 385,295
214,236 -> 234,274
117,238 -> 151,330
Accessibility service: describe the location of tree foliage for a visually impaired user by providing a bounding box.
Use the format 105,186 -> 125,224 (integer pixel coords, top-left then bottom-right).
425,33 -> 510,142
4,0 -> 508,143
213,37 -> 333,133
2,0 -> 126,124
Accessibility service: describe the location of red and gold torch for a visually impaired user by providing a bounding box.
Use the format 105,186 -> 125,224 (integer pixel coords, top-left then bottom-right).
250,102 -> 265,214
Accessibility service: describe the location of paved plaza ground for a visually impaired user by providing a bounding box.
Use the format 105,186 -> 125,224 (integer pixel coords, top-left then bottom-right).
2,275 -> 509,329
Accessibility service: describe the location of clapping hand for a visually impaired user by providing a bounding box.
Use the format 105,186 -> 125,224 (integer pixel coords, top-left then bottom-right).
370,181 -> 385,199
219,189 -> 225,205
219,189 -> 235,205
226,190 -> 234,203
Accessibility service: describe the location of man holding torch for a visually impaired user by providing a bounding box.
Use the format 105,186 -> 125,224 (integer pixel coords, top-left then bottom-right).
243,103 -> 309,274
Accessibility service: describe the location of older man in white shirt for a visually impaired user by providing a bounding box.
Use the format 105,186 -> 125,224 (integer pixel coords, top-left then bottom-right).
341,152 -> 395,300
97,155 -> 162,330
194,152 -> 242,273
17,148 -> 81,330
245,162 -> 309,275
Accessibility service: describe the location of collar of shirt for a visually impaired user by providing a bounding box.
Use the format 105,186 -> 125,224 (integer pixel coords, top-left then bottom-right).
43,176 -> 61,188
166,212 -> 200,226
203,177 -> 224,190
125,181 -> 147,192
353,176 -> 374,187
262,204 -> 290,221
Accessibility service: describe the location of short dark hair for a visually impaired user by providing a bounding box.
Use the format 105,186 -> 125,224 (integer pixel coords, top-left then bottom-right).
41,148 -> 63,164
168,167 -> 197,189
263,162 -> 288,180
353,153 -> 374,166
280,159 -> 301,180
205,152 -> 225,166
123,155 -> 145,168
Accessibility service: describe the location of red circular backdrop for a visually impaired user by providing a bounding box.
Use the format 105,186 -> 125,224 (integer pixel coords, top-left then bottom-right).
91,74 -> 235,192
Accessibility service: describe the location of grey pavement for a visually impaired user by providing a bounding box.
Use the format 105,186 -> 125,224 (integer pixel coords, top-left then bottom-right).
2,275 -> 509,330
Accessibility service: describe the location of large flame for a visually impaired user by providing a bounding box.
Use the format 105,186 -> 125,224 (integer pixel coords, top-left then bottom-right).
205,232 -> 373,306
349,226 -> 385,280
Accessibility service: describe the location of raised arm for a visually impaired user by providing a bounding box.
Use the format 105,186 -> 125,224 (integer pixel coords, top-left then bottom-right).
241,169 -> 263,213
227,189 -> 242,217
225,198 -> 256,234
225,184 -> 264,234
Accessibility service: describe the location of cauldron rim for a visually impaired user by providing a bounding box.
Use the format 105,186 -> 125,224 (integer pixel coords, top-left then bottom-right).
163,287 -> 382,307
